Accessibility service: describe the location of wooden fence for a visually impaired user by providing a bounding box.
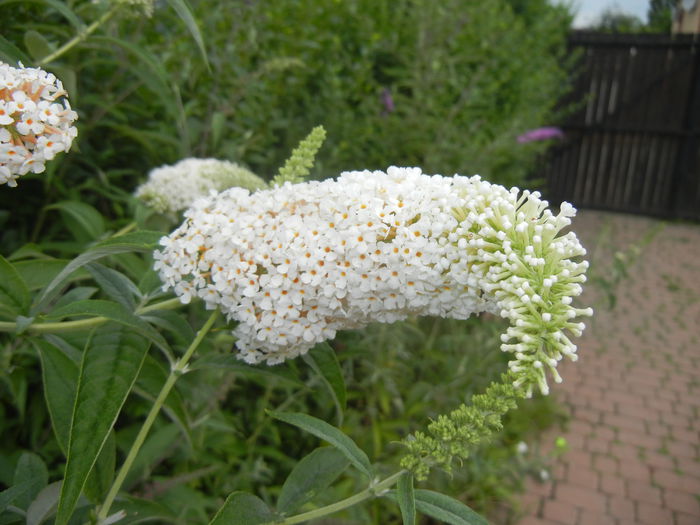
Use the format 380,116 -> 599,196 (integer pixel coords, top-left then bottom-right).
542,32 -> 700,220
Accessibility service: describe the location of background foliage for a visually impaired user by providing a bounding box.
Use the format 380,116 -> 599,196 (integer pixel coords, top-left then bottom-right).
0,0 -> 574,523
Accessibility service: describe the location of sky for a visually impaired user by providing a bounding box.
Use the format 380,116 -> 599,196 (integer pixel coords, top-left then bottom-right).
554,0 -> 651,28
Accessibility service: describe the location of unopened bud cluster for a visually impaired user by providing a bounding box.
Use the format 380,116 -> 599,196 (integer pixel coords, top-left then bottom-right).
135,158 -> 266,215
155,167 -> 591,394
0,62 -> 78,187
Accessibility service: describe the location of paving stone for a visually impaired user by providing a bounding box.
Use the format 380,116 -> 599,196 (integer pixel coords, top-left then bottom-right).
541,499 -> 578,525
635,501 -> 674,524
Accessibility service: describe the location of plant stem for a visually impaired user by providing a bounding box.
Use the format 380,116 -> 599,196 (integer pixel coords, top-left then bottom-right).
0,297 -> 182,334
96,308 -> 219,523
113,221 -> 138,237
38,5 -> 121,66
277,470 -> 405,524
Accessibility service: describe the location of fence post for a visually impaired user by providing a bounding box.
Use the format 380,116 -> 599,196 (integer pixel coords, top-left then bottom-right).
669,37 -> 700,218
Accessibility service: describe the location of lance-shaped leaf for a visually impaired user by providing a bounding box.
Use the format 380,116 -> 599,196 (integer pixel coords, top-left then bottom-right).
269,412 -> 372,478
33,230 -> 162,314
106,495 -> 176,525
45,201 -> 105,242
303,342 -> 346,424
35,338 -> 117,504
46,300 -> 170,354
396,472 -> 416,525
86,263 -> 142,310
414,490 -> 488,525
208,492 -> 276,525
163,0 -> 209,70
0,480 -> 36,514
26,481 -> 62,525
35,338 -> 79,450
55,324 -> 150,525
12,452 -> 48,510
0,255 -> 30,318
277,447 -> 349,515
191,355 -> 303,387
14,259 -> 90,292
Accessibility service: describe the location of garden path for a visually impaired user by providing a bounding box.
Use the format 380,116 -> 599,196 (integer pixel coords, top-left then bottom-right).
516,210 -> 700,525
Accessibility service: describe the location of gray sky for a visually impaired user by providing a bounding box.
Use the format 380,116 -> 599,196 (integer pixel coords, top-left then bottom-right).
554,0 -> 651,28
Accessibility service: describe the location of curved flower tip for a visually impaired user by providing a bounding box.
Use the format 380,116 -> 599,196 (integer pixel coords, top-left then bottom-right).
517,126 -> 564,144
154,167 -> 592,396
0,62 -> 78,187
135,158 -> 266,215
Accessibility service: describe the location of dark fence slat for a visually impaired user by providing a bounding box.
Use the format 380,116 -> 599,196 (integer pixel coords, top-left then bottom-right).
542,31 -> 700,220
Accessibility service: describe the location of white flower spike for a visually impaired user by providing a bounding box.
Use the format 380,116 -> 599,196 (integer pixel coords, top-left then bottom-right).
155,167 -> 592,396
0,62 -> 78,187
135,158 -> 266,215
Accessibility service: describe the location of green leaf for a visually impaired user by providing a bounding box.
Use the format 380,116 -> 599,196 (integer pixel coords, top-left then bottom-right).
45,299 -> 170,354
24,30 -> 54,62
122,423 -> 181,489
26,481 -> 62,525
0,34 -> 31,64
86,263 -> 141,309
0,255 -> 31,317
140,310 -> 195,347
51,287 -> 98,309
12,452 -> 48,510
46,201 -> 105,242
191,355 -> 303,386
82,432 -> 115,504
414,490 -> 488,525
304,342 -> 346,424
55,323 -> 150,525
36,337 -> 79,450
269,412 -> 372,478
14,260 -> 89,291
0,480 -> 35,514
277,447 -> 349,515
107,495 -> 176,524
208,492 -> 276,525
396,472 -> 416,525
86,36 -> 181,126
210,111 -> 225,150
164,0 -> 209,70
0,0 -> 85,30
32,230 -> 162,314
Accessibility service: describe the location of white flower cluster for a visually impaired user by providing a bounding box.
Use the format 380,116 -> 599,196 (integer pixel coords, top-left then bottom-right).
0,62 -> 78,187
155,167 -> 591,395
135,158 -> 267,215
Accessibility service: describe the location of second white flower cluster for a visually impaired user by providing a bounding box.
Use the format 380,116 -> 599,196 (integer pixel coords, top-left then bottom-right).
155,167 -> 591,395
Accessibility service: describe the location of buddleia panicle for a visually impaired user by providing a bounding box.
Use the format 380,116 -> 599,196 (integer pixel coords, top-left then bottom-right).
135,158 -> 266,215
272,125 -> 326,186
0,62 -> 78,187
155,167 -> 591,394
112,0 -> 154,17
400,373 -> 525,480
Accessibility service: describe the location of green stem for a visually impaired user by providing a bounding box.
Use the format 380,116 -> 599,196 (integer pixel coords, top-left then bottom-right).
97,308 -> 219,523
0,297 -> 182,334
277,470 -> 406,524
113,221 -> 138,237
38,5 -> 120,66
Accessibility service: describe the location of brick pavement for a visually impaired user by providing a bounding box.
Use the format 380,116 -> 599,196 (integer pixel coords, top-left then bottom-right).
516,211 -> 700,525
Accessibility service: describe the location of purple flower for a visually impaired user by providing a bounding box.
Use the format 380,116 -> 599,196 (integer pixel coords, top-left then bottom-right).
517,126 -> 564,143
381,88 -> 394,114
